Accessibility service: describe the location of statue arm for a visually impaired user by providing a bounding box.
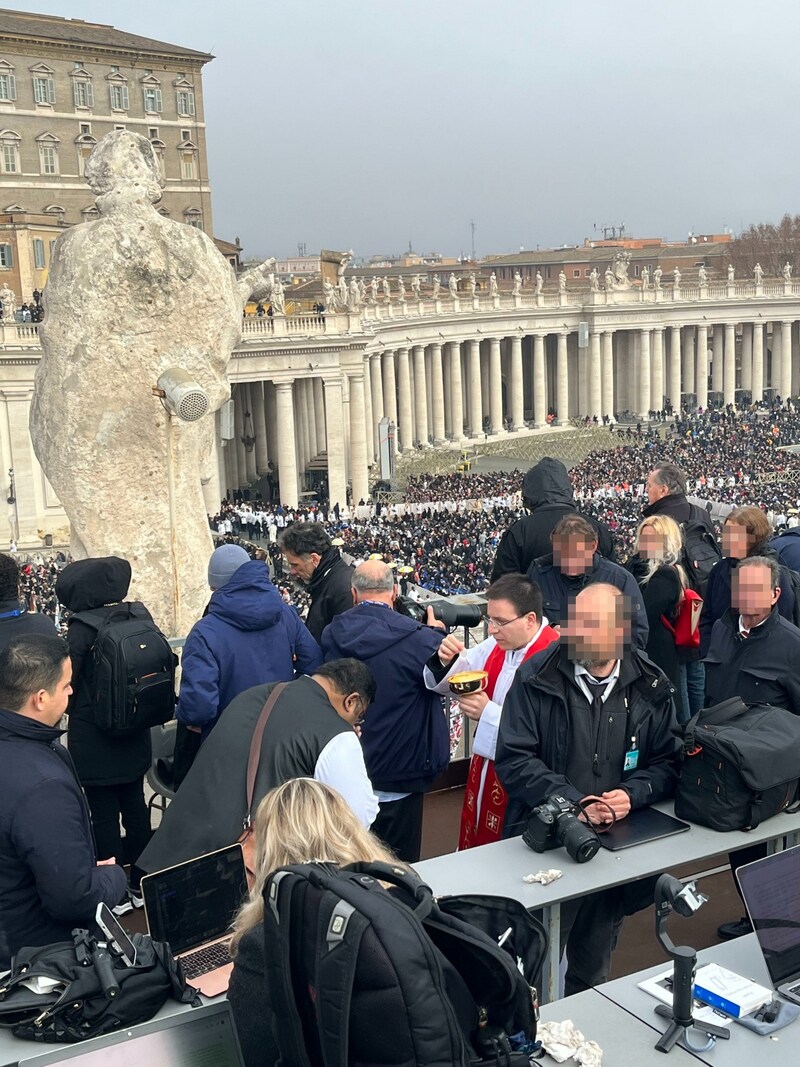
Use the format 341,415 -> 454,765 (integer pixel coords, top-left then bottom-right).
237,258 -> 277,306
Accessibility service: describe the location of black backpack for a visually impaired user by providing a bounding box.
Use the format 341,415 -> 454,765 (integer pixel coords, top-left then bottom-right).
680,514 -> 722,595
675,697 -> 800,831
73,604 -> 177,736
262,861 -> 545,1067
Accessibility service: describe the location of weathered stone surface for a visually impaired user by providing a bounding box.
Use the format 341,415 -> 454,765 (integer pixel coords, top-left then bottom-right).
30,131 -> 244,636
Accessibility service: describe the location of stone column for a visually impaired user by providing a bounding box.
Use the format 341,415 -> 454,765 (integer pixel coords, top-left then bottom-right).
589,331 -> 601,420
652,327 -> 665,413
396,346 -> 414,451
429,343 -> 445,443
275,380 -> 298,507
637,329 -> 651,418
264,383 -> 278,467
361,360 -> 374,465
556,331 -> 569,424
509,335 -> 524,430
251,380 -> 269,475
724,322 -> 736,405
489,337 -> 504,432
243,385 -> 258,483
711,324 -> 724,394
323,377 -> 347,509
412,344 -> 429,446
781,320 -> 793,400
442,347 -> 452,438
369,354 -> 384,460
382,350 -> 398,453
533,334 -> 546,427
682,325 -> 696,397
696,325 -> 709,410
449,342 -> 464,440
601,331 -> 614,419
233,386 -> 248,483
669,326 -> 681,410
1,389 -> 44,542
769,324 -> 780,390
740,324 -> 753,394
349,373 -> 369,504
294,380 -> 307,477
752,322 -> 764,402
468,338 -> 483,436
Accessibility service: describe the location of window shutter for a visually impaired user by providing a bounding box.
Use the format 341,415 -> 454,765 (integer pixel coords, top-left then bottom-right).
85,80 -> 94,107
188,91 -> 195,116
121,84 -> 129,110
73,80 -> 80,106
155,87 -> 162,112
1,244 -> 14,269
8,74 -> 15,101
47,77 -> 55,103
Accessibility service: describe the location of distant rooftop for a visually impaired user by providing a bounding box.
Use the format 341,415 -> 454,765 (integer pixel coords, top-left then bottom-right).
0,8 -> 214,61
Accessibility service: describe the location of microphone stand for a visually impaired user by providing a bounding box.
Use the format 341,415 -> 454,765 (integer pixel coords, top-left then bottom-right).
652,874 -> 729,1054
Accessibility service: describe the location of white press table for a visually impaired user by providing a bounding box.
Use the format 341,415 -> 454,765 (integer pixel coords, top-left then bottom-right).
596,934 -> 798,1064
415,801 -> 800,1002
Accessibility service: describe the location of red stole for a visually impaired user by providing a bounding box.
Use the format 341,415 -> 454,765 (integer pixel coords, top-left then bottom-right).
458,626 -> 559,850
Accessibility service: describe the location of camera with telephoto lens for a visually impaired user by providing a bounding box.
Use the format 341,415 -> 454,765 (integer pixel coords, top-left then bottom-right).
396,595 -> 484,629
522,793 -> 601,864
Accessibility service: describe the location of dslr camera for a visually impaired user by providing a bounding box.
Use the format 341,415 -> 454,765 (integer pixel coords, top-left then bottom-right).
522,793 -> 601,864
396,596 -> 483,630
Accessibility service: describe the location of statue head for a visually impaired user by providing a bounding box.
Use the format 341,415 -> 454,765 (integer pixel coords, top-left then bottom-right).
85,130 -> 164,208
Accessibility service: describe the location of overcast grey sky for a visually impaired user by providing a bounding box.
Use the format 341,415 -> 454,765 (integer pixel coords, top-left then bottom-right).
4,0 -> 799,258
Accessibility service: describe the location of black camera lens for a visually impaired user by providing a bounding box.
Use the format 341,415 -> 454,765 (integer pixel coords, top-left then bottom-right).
559,816 -> 601,864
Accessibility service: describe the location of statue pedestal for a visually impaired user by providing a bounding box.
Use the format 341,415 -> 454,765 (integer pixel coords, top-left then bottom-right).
699,284 -> 708,300
385,302 -> 395,319
415,300 -> 425,317
654,289 -> 664,302
452,297 -> 460,313
399,300 -> 408,316
587,291 -> 604,306
472,296 -> 480,312
785,282 -> 793,297
492,295 -> 500,310
536,293 -> 544,307
513,294 -> 522,308
272,314 -> 288,336
558,291 -> 568,306
672,286 -> 682,301
754,283 -> 763,298
434,299 -> 442,315
726,284 -> 735,299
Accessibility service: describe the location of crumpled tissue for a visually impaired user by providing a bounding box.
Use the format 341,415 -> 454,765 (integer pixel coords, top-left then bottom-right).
523,869 -> 563,886
537,1019 -> 602,1065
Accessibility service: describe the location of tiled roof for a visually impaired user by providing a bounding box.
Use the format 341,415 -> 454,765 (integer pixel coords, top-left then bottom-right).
0,8 -> 213,61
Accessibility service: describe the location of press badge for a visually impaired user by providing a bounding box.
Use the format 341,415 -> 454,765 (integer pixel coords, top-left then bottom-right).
623,738 -> 639,772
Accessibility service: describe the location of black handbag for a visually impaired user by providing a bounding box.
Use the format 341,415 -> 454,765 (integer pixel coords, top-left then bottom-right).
675,697 -> 800,831
0,928 -> 198,1043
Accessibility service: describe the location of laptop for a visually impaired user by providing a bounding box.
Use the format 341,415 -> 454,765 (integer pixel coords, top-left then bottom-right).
19,1000 -> 244,1066
599,807 -> 691,851
736,844 -> 800,1005
141,843 -> 248,997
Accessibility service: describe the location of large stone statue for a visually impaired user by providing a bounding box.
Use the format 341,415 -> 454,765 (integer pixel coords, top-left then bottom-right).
589,267 -> 600,292
369,277 -> 379,303
753,263 -> 763,285
397,276 -> 406,302
30,131 -> 270,636
448,273 -> 458,298
604,266 -> 614,290
432,276 -> 441,300
489,271 -> 498,296
0,282 -> 16,320
512,271 -> 522,296
673,267 -> 681,287
358,277 -> 368,304
653,266 -> 662,289
727,264 -> 735,284
338,273 -> 349,308
323,278 -> 339,310
348,277 -> 361,309
783,262 -> 793,282
558,270 -> 567,292
535,271 -> 544,295
468,272 -> 477,297
411,274 -> 421,300
382,276 -> 391,301
271,275 -> 286,315
605,251 -> 632,291
698,265 -> 708,286
640,266 -> 649,289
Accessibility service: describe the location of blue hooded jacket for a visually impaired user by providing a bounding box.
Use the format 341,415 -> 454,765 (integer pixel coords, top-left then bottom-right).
321,603 -> 449,792
177,560 -> 322,735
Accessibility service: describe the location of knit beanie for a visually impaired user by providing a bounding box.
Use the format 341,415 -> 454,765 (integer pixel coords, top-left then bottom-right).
208,544 -> 250,589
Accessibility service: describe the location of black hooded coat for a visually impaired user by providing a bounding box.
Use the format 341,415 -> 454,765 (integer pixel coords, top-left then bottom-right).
491,458 -> 616,580
55,557 -> 152,786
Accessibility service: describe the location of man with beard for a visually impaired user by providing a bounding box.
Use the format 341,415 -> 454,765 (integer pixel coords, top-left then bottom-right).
496,583 -> 679,994
279,523 -> 354,642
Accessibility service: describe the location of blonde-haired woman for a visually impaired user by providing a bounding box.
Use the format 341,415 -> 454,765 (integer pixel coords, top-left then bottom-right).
227,779 -> 398,1067
625,514 -> 688,721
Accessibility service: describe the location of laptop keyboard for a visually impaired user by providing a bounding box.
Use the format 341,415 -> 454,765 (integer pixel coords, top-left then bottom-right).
181,941 -> 233,979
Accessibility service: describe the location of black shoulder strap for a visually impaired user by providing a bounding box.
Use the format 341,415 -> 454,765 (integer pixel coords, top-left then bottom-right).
263,871 -> 314,1067
71,605 -> 135,632
315,895 -> 370,1067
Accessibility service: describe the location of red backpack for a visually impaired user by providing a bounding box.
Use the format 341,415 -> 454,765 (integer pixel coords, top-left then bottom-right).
662,587 -> 703,648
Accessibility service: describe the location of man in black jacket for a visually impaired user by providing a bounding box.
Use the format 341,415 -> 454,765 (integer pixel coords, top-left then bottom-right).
279,522 -> 354,642
0,635 -> 126,967
704,555 -> 800,940
496,584 -> 679,994
0,553 -> 58,652
491,457 -> 615,580
643,462 -> 716,531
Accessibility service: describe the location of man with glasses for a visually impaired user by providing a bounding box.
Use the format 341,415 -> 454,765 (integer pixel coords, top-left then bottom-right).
138,659 -> 379,874
424,573 -> 559,849
321,560 -> 449,862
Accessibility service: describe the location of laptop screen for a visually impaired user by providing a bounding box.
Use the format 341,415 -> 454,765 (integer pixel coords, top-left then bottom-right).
737,845 -> 800,985
142,844 -> 248,956
19,1002 -> 244,1066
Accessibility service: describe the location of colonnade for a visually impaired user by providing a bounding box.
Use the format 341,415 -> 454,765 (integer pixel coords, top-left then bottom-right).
223,319 -> 799,509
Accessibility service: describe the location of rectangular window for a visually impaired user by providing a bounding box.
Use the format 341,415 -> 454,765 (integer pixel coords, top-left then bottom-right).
144,86 -> 163,113
114,124 -> 125,131
181,129 -> 191,140
148,126 -> 158,139
79,122 -> 91,135
187,216 -> 202,229
32,239 -> 45,269
109,83 -> 129,110
0,72 -> 16,101
33,76 -> 56,104
77,144 -> 93,176
73,79 -> 94,108
40,144 -> 57,174
181,152 -> 196,180
176,89 -> 195,116
0,244 -> 13,268
110,65 -> 119,73
572,269 -> 580,278
2,144 -> 18,173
